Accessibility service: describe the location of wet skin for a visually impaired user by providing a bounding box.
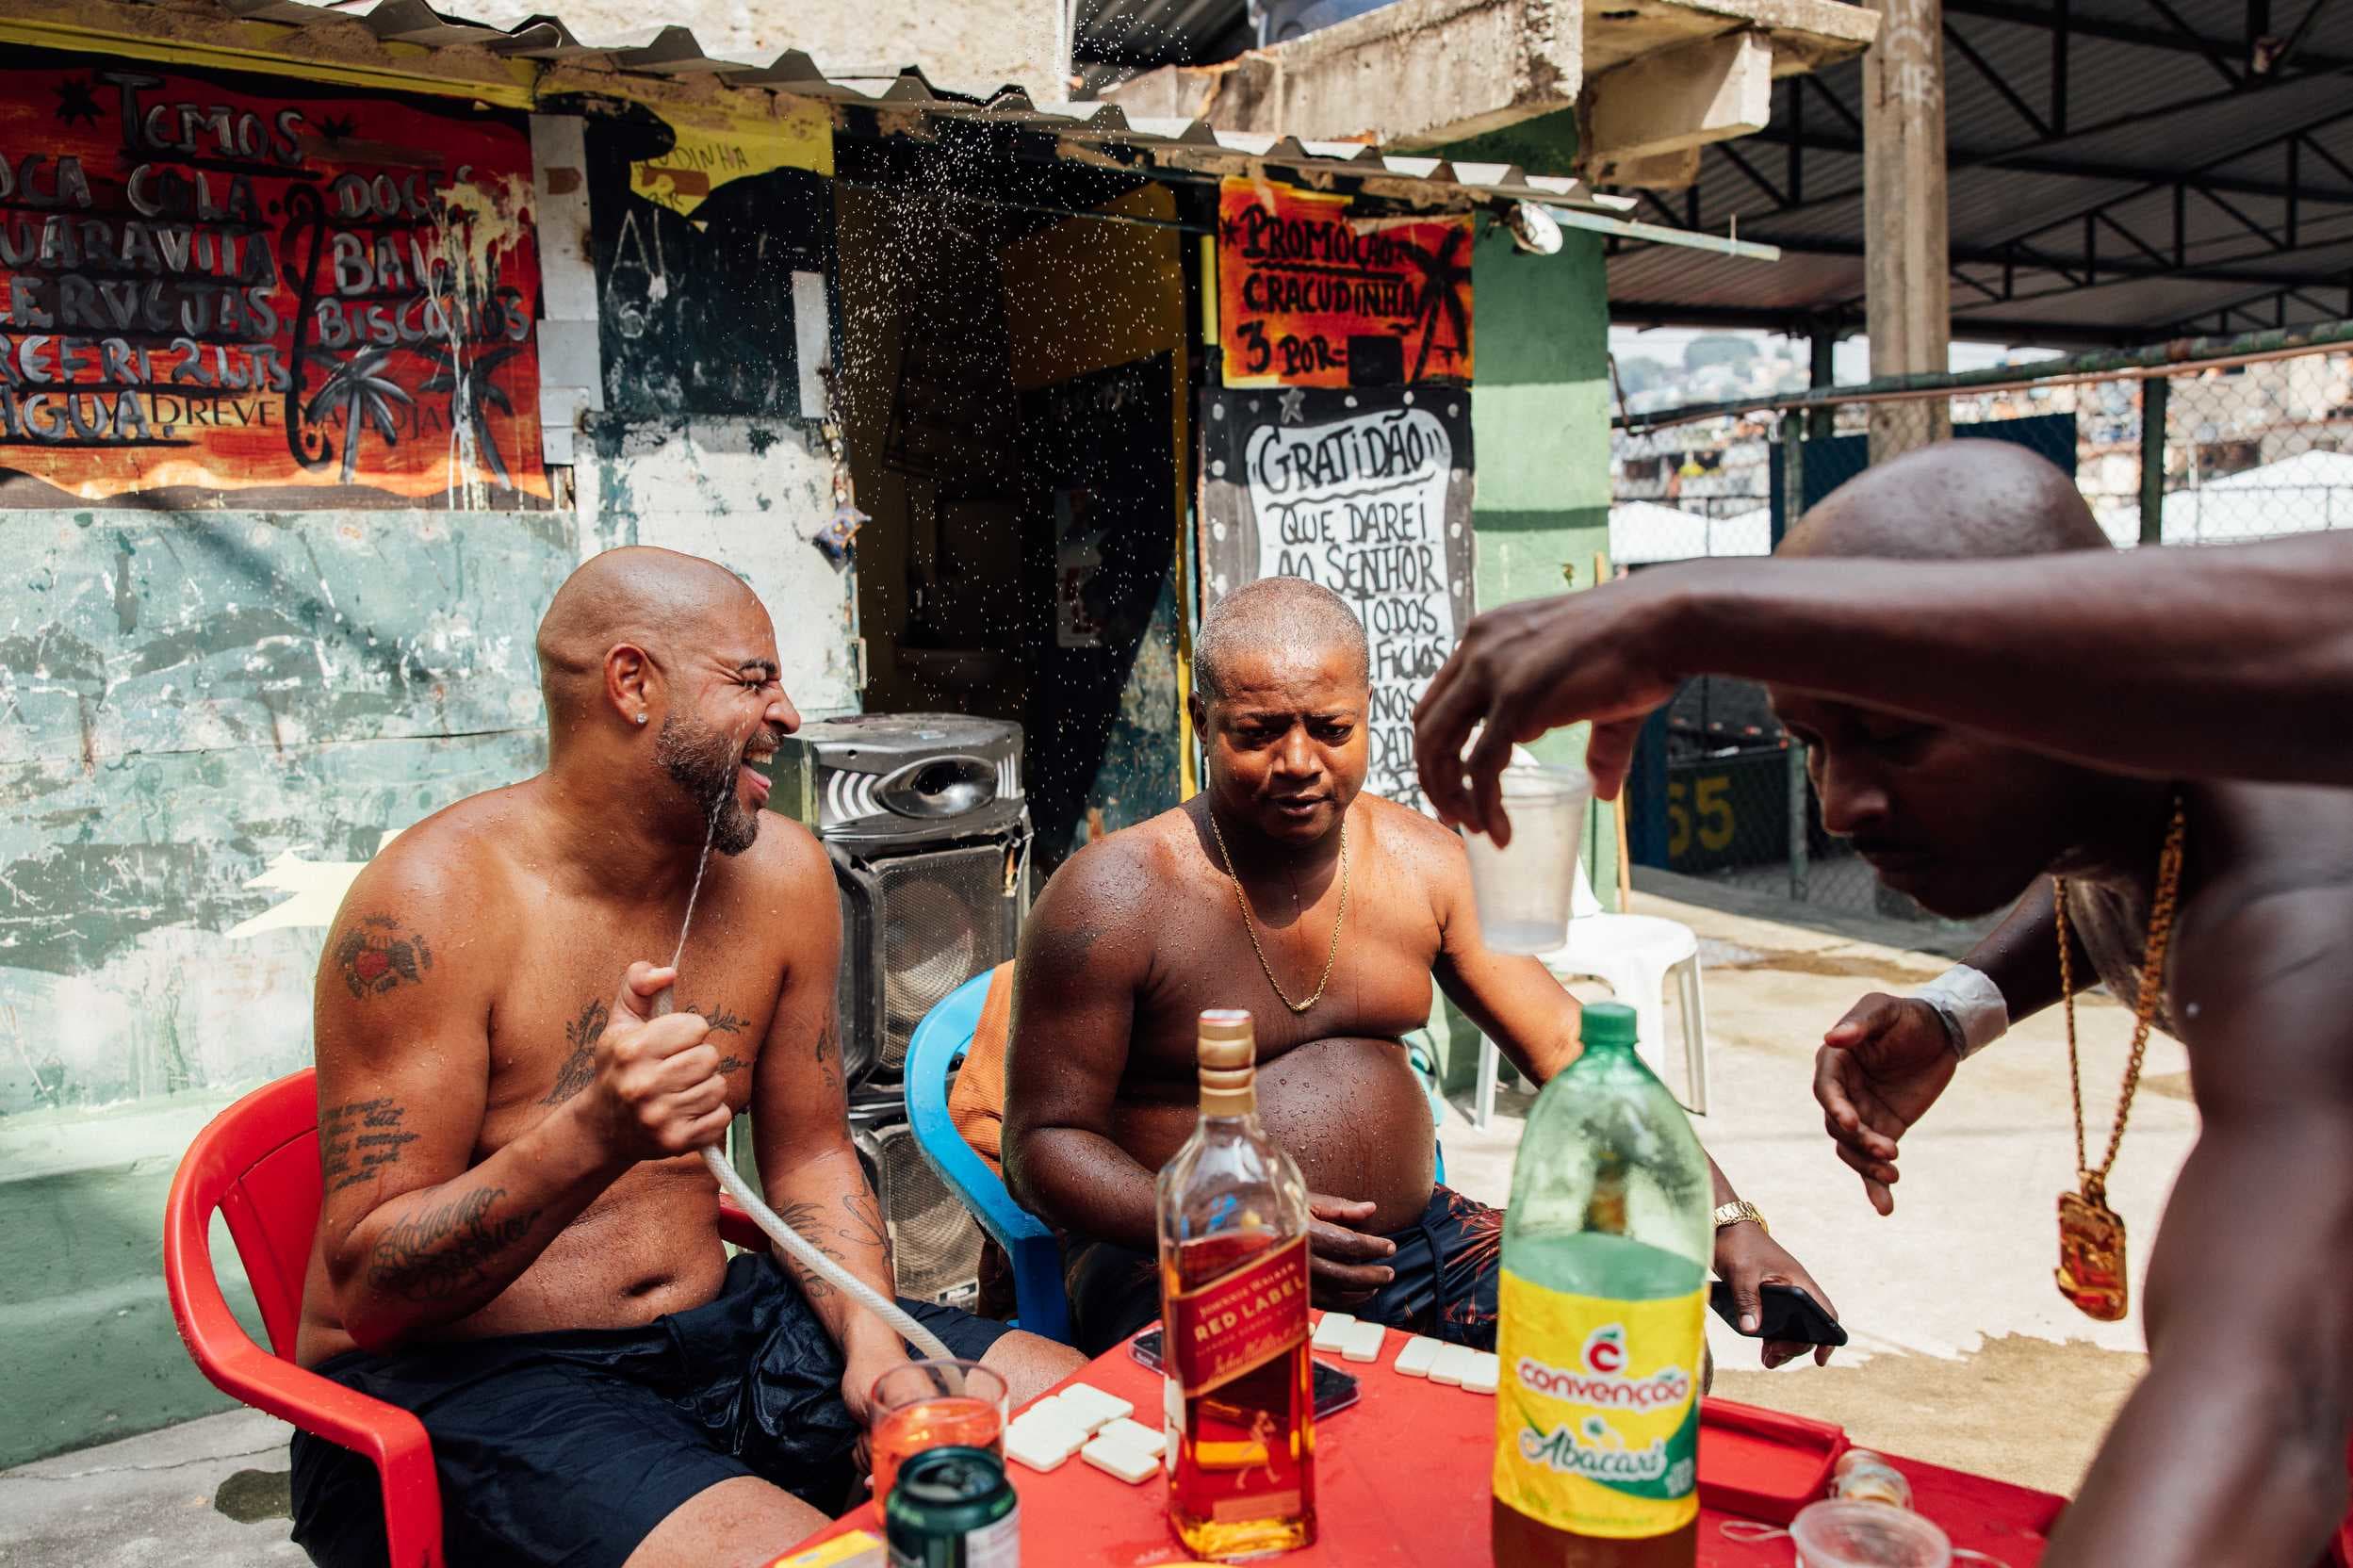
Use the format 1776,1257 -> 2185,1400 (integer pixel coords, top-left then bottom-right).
293,573 -> 808,1366
1004,639 -> 1838,1353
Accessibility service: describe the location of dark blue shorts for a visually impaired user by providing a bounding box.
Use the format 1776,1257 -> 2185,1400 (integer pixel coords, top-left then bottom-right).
1063,1184 -> 1505,1356
287,1253 -> 1009,1568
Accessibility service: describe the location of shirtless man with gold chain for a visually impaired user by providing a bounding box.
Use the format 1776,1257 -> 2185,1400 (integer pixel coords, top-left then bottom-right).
1004,577 -> 1836,1365
1419,443 -> 2353,1568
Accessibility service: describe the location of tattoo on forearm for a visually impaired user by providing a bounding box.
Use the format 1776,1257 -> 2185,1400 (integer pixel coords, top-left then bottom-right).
770,1199 -> 841,1298
839,1191 -> 895,1279
320,1098 -> 419,1193
815,1017 -> 842,1095
365,1186 -> 542,1301
334,914 -> 433,1000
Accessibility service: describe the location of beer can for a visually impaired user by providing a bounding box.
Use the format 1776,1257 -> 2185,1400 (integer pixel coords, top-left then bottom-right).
883,1446 -> 1019,1568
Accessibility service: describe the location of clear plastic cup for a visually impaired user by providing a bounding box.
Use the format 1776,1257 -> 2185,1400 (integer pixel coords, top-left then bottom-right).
1790,1499 -> 1953,1568
1460,762 -> 1593,955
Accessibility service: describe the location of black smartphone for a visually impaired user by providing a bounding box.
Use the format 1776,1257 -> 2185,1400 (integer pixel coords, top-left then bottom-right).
1708,1282 -> 1848,1347
1130,1328 -> 1363,1418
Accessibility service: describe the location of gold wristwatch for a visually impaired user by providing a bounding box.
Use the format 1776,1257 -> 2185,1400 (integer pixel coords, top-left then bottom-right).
1712,1200 -> 1768,1234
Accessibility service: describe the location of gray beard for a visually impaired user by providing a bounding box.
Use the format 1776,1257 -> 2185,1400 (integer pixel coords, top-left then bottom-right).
654,712 -> 760,856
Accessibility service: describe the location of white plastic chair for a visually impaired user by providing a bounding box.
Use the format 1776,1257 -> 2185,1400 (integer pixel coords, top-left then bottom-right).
1477,858 -> 1711,1125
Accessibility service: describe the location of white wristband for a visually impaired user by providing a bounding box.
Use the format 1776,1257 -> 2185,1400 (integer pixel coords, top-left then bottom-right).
1912,964 -> 2008,1061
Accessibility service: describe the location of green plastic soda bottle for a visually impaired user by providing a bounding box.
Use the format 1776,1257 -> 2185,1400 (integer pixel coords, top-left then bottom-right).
1491,1001 -> 1711,1567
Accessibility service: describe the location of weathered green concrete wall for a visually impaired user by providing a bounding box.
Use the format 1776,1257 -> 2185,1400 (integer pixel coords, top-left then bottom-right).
0,507 -> 570,1464
0,463 -> 851,1467
1430,110 -> 1619,1091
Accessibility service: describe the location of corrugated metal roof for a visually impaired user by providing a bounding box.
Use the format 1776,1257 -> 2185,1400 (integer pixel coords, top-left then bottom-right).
1606,0 -> 2353,344
18,0 -> 1621,214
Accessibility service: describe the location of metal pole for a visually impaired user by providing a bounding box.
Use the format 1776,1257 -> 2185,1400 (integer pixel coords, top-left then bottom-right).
1808,331 -> 1838,440
1788,741 -> 1811,904
2139,373 -> 2169,546
1780,410 -> 1811,902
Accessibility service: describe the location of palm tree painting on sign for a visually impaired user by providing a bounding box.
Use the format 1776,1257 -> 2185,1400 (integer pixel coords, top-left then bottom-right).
423,341 -> 526,491
303,346 -> 415,483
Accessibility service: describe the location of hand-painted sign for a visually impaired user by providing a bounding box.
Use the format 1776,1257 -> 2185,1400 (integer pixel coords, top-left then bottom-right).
1217,176 -> 1473,391
587,112 -> 832,422
0,52 -> 545,503
1199,385 -> 1476,807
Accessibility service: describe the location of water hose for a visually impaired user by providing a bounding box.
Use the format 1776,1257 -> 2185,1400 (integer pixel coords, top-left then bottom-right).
699,1143 -> 954,1360
651,762 -> 954,1362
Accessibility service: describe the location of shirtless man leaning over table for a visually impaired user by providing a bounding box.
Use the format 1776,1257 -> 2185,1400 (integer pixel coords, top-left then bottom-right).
287,547 -> 1079,1568
1003,575 -> 1836,1366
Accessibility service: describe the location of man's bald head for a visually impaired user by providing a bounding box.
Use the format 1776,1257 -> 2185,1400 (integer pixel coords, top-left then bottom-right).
1193,576 -> 1369,703
536,547 -> 763,735
1781,440 -> 2111,564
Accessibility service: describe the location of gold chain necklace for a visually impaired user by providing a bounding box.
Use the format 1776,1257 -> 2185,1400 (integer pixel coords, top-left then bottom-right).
2051,793 -> 2187,1322
1206,808 -> 1350,1015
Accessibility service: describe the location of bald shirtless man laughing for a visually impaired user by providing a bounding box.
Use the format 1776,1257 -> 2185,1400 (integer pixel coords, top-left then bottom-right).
287,547 -> 1079,1568
1005,577 -> 1836,1365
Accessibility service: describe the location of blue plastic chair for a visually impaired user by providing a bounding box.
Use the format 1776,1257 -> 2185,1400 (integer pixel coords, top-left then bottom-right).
906,972 -> 1453,1349
904,970 -> 1072,1346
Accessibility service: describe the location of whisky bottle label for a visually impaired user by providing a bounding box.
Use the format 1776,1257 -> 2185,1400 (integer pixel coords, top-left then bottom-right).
1167,1234 -> 1308,1396
1492,1269 -> 1704,1539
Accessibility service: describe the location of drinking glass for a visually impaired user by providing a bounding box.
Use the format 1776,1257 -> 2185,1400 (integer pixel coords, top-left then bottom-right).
1790,1499 -> 1953,1568
1460,762 -> 1593,955
868,1359 -> 1007,1501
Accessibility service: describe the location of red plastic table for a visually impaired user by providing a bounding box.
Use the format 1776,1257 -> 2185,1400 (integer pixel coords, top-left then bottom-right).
776,1326 -> 2066,1566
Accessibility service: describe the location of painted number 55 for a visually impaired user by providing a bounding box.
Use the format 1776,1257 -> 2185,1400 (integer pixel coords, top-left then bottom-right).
1665,775 -> 1736,859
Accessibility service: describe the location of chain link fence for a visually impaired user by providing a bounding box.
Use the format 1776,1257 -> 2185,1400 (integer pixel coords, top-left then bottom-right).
1610,325 -> 2353,934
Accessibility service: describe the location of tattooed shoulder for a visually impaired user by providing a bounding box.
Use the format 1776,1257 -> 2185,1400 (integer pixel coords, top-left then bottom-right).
334,913 -> 434,1001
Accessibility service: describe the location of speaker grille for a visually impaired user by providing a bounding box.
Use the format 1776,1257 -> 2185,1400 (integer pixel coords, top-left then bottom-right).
865,1121 -> 983,1310
874,844 -> 1009,1073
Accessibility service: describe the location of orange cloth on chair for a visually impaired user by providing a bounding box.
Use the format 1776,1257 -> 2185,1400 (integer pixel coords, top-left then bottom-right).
947,961 -> 1019,1179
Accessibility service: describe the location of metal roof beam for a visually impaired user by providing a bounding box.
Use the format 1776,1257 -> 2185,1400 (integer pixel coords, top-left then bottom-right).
1950,99 -> 2353,255
1942,0 -> 2353,74
1738,125 -> 2353,208
2160,275 -> 2345,334
1687,57 -> 2353,235
1605,298 -> 2149,347
2135,0 -> 2244,87
2197,182 -> 2291,250
1942,19 -> 2052,138
1714,139 -> 1790,209
1730,232 -> 2353,290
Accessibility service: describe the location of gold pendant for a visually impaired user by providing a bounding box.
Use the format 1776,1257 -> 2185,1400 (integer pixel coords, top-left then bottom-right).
2055,1183 -> 2129,1322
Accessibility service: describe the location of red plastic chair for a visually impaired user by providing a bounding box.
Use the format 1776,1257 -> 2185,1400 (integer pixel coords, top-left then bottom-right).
164,1068 -> 767,1568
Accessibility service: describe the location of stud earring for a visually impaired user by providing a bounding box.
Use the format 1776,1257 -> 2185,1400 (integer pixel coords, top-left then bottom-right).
635,712 -> 648,726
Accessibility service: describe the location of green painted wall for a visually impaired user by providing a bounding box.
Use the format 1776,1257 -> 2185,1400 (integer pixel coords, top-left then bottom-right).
0,506 -> 572,1465
1428,110 -> 1620,1093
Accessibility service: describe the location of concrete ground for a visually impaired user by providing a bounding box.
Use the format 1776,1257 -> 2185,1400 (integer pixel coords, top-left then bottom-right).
0,885 -> 2191,1564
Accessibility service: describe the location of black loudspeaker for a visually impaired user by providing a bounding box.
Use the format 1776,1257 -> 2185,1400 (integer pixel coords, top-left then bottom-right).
767,714 -> 1028,1310
856,1121 -> 986,1310
771,713 -> 1029,1091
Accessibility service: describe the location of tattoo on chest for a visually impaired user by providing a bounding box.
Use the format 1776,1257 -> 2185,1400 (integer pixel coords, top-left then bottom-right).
364,1186 -> 542,1300
540,999 -> 610,1105
334,914 -> 433,1000
539,995 -> 749,1105
319,1098 -> 418,1193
